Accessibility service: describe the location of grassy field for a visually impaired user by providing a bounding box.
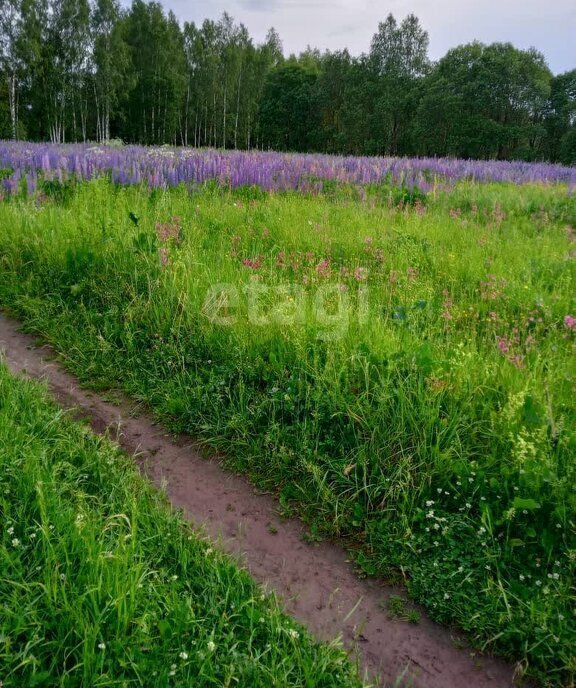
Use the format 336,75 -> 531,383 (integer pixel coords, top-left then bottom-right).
0,363 -> 364,687
0,177 -> 574,684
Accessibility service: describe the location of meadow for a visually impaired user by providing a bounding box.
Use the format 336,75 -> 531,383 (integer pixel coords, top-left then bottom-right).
0,143 -> 575,685
0,363 -> 363,687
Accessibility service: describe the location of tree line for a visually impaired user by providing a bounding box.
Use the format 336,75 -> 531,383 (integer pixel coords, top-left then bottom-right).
1,0 -> 575,163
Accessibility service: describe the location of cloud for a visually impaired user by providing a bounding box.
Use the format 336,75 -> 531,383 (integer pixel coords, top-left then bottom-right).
237,0 -> 334,9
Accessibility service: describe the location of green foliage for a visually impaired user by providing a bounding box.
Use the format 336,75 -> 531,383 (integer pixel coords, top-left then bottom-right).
258,62 -> 320,151
414,42 -> 553,160
0,364 -> 362,687
0,178 -> 574,686
38,178 -> 75,204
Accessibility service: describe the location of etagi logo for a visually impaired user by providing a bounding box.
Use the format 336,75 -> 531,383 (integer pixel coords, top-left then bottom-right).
202,282 -> 370,340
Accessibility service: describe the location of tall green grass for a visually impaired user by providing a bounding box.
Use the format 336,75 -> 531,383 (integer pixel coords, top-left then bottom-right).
0,364 -> 363,687
0,178 -> 574,684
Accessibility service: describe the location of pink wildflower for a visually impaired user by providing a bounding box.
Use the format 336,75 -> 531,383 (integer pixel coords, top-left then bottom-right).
242,256 -> 263,270
155,216 -> 182,244
158,247 -> 169,267
315,259 -> 331,279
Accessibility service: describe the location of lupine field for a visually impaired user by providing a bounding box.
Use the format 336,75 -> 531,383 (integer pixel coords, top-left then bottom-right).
0,141 -> 575,686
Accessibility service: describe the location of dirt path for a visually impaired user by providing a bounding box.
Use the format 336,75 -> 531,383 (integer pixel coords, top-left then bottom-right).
0,312 -> 519,688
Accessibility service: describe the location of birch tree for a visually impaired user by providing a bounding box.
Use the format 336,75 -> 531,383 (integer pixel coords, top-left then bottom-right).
0,0 -> 23,138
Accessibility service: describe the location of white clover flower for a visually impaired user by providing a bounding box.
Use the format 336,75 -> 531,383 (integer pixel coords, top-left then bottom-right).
205,548 -> 213,556
433,541 -> 439,546
98,642 -> 106,650
288,629 -> 299,639
207,640 -> 216,652
425,500 -> 434,507
443,593 -> 450,600
7,526 -> 14,535
171,575 -> 178,581
11,538 -> 20,547
179,652 -> 188,661
465,503 -> 472,509
536,580 -> 542,586
457,566 -> 464,573
426,510 -> 434,518
433,523 -> 440,530
519,574 -> 525,581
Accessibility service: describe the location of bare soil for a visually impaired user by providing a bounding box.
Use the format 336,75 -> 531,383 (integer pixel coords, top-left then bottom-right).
0,312 -> 519,688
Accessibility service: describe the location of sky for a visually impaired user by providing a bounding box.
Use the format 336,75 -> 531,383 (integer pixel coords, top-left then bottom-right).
126,0 -> 576,75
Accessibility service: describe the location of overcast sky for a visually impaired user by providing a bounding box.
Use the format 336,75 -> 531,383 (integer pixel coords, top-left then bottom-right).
138,0 -> 576,74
